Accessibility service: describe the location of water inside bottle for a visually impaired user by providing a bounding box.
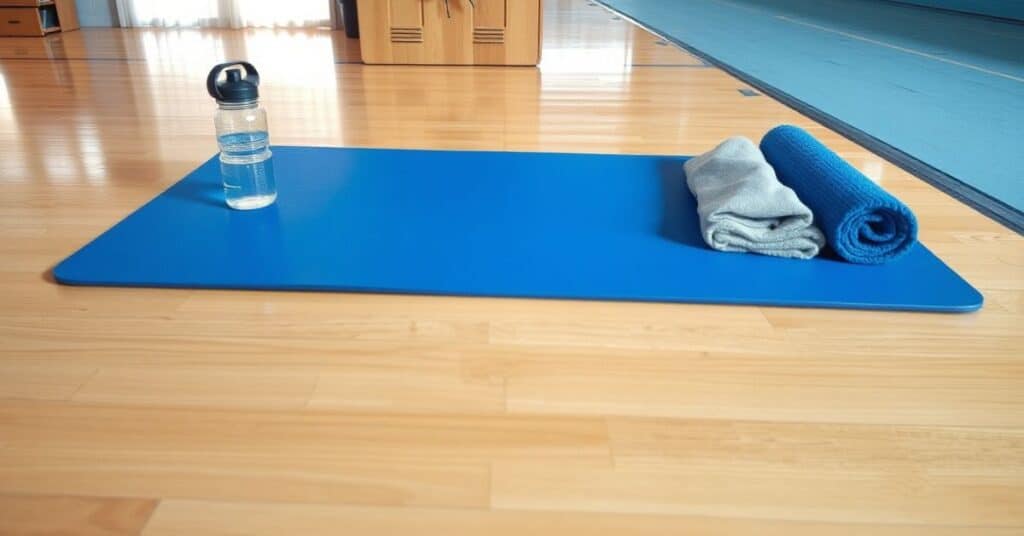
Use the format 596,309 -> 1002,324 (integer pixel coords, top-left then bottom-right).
218,131 -> 277,210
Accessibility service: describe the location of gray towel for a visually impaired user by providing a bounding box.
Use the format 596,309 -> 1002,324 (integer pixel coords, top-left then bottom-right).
683,136 -> 825,259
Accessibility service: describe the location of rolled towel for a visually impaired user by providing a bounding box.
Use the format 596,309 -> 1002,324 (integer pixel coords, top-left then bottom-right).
683,136 -> 826,260
760,125 -> 918,264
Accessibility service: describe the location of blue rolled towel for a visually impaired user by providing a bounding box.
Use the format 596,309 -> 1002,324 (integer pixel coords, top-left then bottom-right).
760,125 -> 918,264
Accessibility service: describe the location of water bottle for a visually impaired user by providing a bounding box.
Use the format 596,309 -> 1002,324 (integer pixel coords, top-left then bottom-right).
206,61 -> 277,210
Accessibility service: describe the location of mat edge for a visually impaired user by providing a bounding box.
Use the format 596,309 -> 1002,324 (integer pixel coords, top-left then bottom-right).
49,277 -> 984,314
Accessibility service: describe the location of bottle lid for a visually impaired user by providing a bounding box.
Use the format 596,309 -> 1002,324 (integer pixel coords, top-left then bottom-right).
207,61 -> 260,104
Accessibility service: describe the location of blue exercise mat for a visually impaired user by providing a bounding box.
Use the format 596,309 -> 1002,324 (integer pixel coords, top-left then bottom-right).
54,146 -> 982,312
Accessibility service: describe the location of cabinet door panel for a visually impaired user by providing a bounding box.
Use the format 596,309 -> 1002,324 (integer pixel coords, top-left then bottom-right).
357,0 -> 540,65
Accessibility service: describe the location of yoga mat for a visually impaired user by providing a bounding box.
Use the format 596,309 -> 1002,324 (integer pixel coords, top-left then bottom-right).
595,0 -> 1024,232
761,125 -> 917,264
54,146 -> 982,312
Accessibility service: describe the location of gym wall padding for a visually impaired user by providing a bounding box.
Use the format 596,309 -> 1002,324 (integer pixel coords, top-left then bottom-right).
876,0 -> 1024,21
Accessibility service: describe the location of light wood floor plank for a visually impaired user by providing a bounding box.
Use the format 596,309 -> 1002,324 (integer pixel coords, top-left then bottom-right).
0,493 -> 157,536
0,447 -> 488,510
307,364 -> 506,414
493,459 -> 1023,526
608,418 -> 1024,476
140,500 -> 1018,536
72,365 -> 320,410
0,361 -> 97,402
0,403 -> 608,507
0,402 -> 609,464
502,349 -> 1024,426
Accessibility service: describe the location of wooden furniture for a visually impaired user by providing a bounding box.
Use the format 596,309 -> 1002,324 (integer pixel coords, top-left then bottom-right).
357,0 -> 541,65
0,0 -> 1022,532
0,0 -> 78,36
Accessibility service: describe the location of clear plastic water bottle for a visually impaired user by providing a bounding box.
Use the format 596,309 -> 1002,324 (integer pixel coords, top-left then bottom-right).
206,61 -> 277,210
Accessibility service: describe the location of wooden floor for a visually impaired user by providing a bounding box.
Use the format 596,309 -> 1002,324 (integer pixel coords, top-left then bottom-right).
0,0 -> 1022,533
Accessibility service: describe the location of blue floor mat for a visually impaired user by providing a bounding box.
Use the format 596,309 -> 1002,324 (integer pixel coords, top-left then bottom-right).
596,0 -> 1024,232
54,146 -> 982,313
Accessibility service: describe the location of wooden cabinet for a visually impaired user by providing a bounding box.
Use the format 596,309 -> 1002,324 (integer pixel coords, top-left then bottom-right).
357,0 -> 541,65
0,0 -> 79,37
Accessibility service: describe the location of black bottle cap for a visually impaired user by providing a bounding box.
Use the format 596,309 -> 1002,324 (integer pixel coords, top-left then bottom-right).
207,61 -> 260,104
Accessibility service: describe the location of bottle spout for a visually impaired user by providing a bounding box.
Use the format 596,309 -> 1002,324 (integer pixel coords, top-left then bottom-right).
207,61 -> 261,104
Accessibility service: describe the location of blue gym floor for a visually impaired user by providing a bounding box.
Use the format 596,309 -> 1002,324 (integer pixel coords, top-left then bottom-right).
597,0 -> 1024,231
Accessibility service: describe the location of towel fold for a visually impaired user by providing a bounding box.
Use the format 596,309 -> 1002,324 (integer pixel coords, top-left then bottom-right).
683,136 -> 825,260
760,125 -> 918,264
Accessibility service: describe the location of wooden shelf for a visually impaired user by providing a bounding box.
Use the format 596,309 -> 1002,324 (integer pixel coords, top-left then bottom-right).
0,0 -> 77,37
0,0 -> 55,7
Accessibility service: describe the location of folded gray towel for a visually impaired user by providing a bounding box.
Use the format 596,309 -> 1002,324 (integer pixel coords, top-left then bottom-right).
683,136 -> 825,259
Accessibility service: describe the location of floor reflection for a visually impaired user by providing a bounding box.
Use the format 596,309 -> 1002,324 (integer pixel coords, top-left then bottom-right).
0,0 -> 733,196
0,70 -> 27,182
0,28 -> 357,188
